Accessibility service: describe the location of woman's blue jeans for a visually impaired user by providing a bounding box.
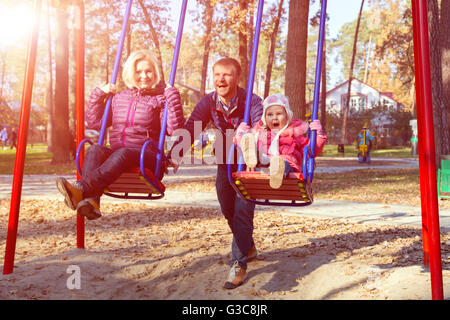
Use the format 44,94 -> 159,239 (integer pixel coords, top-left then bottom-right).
216,164 -> 255,270
80,144 -> 159,198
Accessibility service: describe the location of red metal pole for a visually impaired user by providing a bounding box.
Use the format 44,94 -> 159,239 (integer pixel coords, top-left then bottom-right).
411,0 -> 444,300
74,1 -> 85,249
411,0 -> 430,267
3,0 -> 42,275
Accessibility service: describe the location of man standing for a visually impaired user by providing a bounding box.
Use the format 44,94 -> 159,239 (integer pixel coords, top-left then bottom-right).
170,57 -> 263,289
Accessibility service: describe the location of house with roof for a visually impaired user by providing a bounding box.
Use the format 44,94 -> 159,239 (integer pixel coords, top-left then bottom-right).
306,78 -> 409,146
308,78 -> 405,115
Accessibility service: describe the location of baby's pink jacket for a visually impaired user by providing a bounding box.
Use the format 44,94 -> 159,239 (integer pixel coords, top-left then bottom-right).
235,119 -> 327,172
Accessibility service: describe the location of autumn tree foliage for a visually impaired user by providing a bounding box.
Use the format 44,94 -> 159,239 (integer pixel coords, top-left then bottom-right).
3,0 -> 450,159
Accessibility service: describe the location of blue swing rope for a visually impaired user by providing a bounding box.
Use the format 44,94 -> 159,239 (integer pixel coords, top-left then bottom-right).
227,0 -> 327,205
98,0 -> 133,146
304,0 -> 327,183
237,0 -> 264,173
76,0 -> 188,195
152,0 -> 188,181
76,0 -> 133,176
238,0 -> 327,183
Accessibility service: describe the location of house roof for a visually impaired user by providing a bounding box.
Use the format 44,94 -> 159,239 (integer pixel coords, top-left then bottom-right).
306,78 -> 405,107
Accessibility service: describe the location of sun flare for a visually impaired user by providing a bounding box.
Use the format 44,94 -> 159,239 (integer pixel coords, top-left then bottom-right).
0,3 -> 35,48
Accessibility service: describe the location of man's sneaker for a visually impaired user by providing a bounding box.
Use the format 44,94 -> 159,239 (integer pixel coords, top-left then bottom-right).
248,245 -> 258,261
269,156 -> 285,189
241,133 -> 257,169
77,197 -> 102,220
223,261 -> 246,289
56,177 -> 84,210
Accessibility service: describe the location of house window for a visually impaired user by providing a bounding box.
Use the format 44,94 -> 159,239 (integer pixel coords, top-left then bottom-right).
342,95 -> 366,113
381,99 -> 394,110
330,100 -> 337,108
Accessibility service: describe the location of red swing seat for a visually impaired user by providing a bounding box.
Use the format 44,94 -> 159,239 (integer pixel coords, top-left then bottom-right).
232,171 -> 313,205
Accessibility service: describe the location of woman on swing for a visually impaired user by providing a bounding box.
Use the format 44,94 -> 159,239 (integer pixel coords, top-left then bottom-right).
56,49 -> 184,220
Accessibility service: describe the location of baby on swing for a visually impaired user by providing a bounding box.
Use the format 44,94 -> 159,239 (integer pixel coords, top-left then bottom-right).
234,93 -> 327,189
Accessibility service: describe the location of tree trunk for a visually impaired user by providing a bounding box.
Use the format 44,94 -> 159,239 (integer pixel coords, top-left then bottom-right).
52,4 -> 71,164
105,18 -> 110,83
46,2 -> 54,152
440,0 -> 450,156
285,0 -> 309,119
127,22 -> 132,59
247,1 -> 254,69
428,0 -> 445,164
264,0 -> 284,99
138,0 -> 165,83
70,12 -> 77,136
200,0 -> 214,96
363,33 -> 372,83
341,0 -> 365,144
238,0 -> 249,89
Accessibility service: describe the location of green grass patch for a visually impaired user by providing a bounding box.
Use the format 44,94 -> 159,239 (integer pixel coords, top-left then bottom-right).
321,144 -> 414,158
313,168 -> 423,206
0,144 -> 76,175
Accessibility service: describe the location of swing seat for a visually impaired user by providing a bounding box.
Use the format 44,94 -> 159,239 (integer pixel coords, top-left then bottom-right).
104,167 -> 165,200
231,171 -> 313,206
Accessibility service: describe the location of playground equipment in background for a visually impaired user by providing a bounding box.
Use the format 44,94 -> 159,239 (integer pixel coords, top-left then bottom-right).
437,157 -> 450,199
357,127 -> 375,163
227,0 -> 326,207
192,132 -> 213,161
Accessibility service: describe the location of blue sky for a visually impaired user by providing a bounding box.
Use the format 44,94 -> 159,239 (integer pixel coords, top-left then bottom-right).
321,0 -> 366,39
309,0 -> 367,86
170,0 -> 367,87
171,0 -> 366,37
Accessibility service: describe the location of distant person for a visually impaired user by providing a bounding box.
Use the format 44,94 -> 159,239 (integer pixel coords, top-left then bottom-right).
1,126 -> 8,150
235,93 -> 327,189
10,128 -> 17,149
357,125 -> 375,163
55,49 -> 184,220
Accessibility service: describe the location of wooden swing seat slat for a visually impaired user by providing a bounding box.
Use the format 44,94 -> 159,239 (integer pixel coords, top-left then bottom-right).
232,171 -> 313,203
236,183 -> 301,191
106,167 -> 165,195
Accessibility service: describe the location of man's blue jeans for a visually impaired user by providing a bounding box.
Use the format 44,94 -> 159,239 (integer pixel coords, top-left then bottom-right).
215,164 -> 255,270
80,144 -> 159,198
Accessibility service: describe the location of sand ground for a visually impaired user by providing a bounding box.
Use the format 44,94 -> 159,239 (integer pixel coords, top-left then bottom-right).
0,199 -> 448,300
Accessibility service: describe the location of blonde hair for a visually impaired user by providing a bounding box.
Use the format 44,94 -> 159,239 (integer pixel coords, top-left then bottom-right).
122,50 -> 161,89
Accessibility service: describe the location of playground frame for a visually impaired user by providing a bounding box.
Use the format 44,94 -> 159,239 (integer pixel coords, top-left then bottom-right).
1,0 -> 444,300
